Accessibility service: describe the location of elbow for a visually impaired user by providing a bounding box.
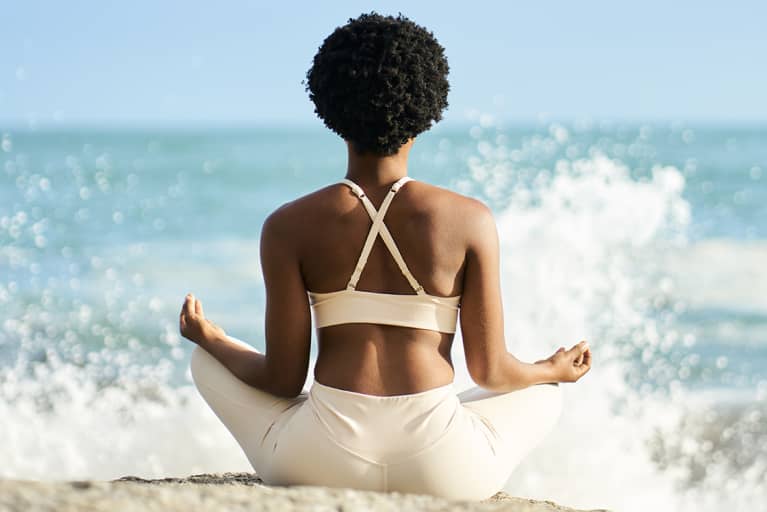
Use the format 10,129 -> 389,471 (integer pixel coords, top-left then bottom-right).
271,385 -> 304,399
264,370 -> 306,398
467,352 -> 514,392
261,357 -> 307,398
467,358 -> 501,390
470,369 -> 504,392
467,360 -> 490,388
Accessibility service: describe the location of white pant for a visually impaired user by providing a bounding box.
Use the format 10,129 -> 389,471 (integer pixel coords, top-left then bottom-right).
190,336 -> 563,501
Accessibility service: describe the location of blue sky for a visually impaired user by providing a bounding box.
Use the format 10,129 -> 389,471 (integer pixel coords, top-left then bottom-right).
1,0 -> 765,127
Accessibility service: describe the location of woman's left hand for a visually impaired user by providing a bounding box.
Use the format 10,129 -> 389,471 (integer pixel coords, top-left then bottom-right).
179,293 -> 226,345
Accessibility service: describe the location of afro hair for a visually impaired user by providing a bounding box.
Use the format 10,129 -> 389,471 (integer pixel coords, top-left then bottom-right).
304,12 -> 450,156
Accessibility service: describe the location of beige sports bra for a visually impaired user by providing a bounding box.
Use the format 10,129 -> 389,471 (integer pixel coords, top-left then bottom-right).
307,176 -> 462,334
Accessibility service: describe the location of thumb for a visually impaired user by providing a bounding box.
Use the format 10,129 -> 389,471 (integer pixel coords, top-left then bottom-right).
569,340 -> 589,359
195,298 -> 204,317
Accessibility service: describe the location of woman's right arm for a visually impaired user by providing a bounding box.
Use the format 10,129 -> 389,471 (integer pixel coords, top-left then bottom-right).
459,200 -> 590,392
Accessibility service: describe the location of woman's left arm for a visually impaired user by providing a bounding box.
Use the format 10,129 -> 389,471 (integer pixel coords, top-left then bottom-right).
180,206 -> 312,398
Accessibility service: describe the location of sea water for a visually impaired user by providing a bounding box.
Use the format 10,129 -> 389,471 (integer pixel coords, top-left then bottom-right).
0,119 -> 765,512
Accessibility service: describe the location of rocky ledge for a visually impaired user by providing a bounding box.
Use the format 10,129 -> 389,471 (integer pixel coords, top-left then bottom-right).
0,472 -> 611,511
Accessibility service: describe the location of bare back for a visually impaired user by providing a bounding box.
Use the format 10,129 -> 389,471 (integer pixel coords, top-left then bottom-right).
277,179 -> 478,395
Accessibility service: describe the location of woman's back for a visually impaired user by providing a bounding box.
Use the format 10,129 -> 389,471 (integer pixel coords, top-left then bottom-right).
271,177 -> 481,396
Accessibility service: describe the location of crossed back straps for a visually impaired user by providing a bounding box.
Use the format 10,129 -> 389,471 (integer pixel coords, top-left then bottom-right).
340,176 -> 426,295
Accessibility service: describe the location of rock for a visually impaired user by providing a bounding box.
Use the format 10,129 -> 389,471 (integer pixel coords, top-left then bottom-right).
0,473 -> 611,512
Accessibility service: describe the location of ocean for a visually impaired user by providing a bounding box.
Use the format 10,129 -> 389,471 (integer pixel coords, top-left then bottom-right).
1,119 -> 765,511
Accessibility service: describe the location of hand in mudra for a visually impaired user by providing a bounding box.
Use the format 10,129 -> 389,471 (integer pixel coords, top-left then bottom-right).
179,293 -> 226,345
535,340 -> 592,383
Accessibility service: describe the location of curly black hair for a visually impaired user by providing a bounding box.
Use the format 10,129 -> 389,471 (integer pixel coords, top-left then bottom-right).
304,12 -> 450,156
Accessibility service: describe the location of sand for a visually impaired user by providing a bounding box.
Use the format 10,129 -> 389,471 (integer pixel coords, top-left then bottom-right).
0,472 -> 611,512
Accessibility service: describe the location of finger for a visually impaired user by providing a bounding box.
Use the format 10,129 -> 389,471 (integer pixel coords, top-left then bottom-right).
180,294 -> 190,316
184,294 -> 196,317
567,340 -> 587,357
578,350 -> 592,373
195,297 -> 203,317
582,348 -> 592,366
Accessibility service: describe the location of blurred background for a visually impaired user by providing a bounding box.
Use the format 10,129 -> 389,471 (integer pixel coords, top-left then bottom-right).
1,2 -> 765,511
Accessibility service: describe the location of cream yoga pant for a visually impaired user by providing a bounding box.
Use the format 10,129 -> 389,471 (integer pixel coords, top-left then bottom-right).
190,337 -> 563,501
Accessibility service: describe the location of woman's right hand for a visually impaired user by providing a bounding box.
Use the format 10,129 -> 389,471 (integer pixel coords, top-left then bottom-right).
535,340 -> 592,383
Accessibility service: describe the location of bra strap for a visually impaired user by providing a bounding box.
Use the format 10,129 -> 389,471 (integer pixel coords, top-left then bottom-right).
341,176 -> 426,295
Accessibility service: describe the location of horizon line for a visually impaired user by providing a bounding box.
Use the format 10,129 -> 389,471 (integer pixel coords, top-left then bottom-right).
2,115 -> 766,133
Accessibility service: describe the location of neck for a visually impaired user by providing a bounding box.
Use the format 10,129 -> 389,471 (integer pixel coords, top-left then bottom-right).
344,139 -> 414,187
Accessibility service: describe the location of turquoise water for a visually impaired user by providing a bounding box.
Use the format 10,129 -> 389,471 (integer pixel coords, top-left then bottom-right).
1,120 -> 765,511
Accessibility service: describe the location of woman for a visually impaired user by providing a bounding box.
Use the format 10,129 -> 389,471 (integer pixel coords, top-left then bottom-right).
179,12 -> 591,501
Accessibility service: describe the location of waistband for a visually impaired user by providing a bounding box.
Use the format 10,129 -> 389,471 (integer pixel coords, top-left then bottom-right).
310,380 -> 456,400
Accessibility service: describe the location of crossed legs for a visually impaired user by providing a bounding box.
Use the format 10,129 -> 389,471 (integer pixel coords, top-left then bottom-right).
190,337 -> 563,490
189,336 -> 307,480
458,381 -> 563,476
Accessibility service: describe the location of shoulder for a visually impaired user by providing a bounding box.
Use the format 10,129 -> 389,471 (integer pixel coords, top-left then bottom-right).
411,180 -> 488,208
453,192 -> 497,252
419,182 -> 498,258
263,184 -> 339,223
403,181 -> 497,258
262,179 -> 495,240
261,183 -> 343,239
407,180 -> 495,228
